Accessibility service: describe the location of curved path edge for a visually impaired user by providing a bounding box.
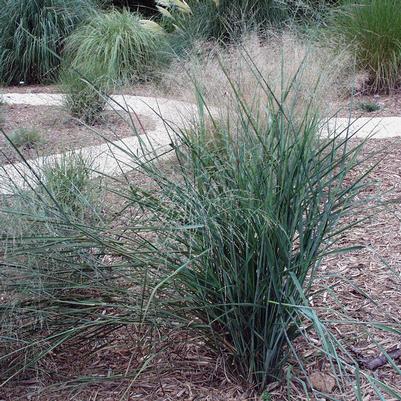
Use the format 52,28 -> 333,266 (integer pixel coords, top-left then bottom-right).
1,92 -> 401,194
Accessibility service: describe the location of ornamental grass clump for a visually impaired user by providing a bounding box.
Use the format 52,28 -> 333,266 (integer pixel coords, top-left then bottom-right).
63,9 -> 168,86
0,0 -> 97,84
329,0 -> 401,93
129,62 -> 370,388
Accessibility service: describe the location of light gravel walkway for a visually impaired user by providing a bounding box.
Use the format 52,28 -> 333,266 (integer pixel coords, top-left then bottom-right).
1,92 -> 401,194
0,93 -> 198,194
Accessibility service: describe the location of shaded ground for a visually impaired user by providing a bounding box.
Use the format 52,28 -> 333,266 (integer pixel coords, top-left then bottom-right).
0,104 -> 154,165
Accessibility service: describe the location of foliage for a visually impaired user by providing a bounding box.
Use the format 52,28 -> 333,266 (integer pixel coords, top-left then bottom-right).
61,71 -> 109,124
41,152 -> 94,215
358,100 -> 381,113
0,44 -> 400,400
158,0 -> 340,46
329,0 -> 401,93
0,0 -> 97,85
158,0 -> 287,42
7,128 -> 42,148
63,9 -> 168,87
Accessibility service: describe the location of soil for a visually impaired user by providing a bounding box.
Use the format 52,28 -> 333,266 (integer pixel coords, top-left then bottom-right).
0,104 -> 155,165
333,90 -> 401,117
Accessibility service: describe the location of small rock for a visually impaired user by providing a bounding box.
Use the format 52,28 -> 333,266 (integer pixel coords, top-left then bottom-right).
309,371 -> 336,393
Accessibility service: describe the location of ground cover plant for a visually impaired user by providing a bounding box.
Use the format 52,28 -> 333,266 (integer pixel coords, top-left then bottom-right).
328,0 -> 401,93
0,0 -> 98,85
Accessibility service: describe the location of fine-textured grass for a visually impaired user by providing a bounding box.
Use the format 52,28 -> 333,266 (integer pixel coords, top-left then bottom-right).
63,9 -> 168,86
7,128 -> 42,148
158,0 -> 339,47
158,0 -> 288,43
41,152 -> 95,215
329,0 -> 401,93
0,0 -> 97,85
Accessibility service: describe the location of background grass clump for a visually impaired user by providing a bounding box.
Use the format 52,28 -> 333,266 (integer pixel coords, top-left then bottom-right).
329,0 -> 401,93
61,71 -> 109,124
60,8 -> 168,122
63,9 -> 168,87
0,0 -> 97,85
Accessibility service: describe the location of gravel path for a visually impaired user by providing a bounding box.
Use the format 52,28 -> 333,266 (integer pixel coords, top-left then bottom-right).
1,92 -> 401,194
0,93 -> 197,194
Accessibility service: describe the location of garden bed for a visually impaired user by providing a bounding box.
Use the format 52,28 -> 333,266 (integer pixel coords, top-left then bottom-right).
1,136 -> 400,401
0,104 -> 155,165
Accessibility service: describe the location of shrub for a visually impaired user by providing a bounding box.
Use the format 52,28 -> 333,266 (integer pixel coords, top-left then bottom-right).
7,128 -> 42,148
329,0 -> 401,93
63,9 -> 168,86
0,0 -> 97,85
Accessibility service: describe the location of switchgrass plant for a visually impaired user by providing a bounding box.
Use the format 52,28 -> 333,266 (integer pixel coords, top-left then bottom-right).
0,0 -> 97,85
0,152 -> 106,383
0,52 -> 400,399
329,0 -> 401,93
163,31 -> 353,122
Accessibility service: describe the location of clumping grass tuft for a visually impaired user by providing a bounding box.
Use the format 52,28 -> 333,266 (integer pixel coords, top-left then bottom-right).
163,31 -> 353,121
61,71 -> 109,124
0,0 -> 97,85
41,152 -> 94,215
358,100 -> 381,113
7,127 -> 42,148
329,0 -> 401,93
63,9 -> 168,87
